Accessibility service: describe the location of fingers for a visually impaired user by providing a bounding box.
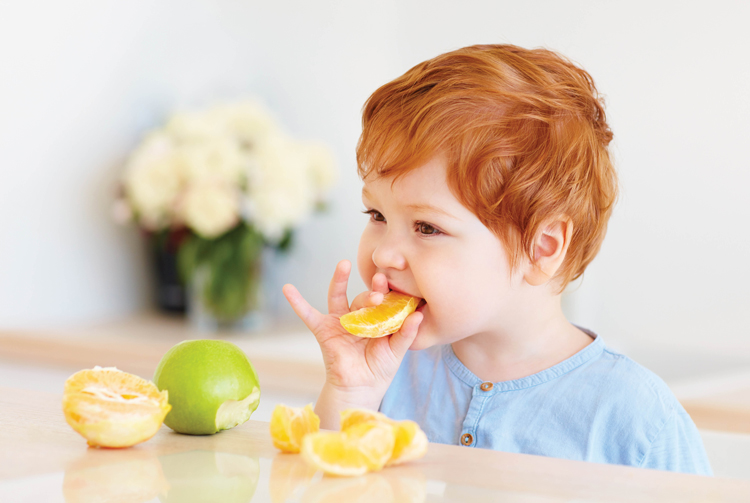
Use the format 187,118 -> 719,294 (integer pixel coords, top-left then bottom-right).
350,291 -> 370,311
371,272 -> 389,294
327,260 -> 352,316
359,272 -> 387,310
368,290 -> 384,306
350,289 -> 384,312
283,284 -> 324,334
388,311 -> 423,358
354,271 -> 388,310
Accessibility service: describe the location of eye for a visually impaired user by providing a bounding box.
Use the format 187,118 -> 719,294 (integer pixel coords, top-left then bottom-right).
416,221 -> 442,236
362,209 -> 385,222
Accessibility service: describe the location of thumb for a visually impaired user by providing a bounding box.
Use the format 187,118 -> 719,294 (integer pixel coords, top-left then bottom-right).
388,311 -> 423,358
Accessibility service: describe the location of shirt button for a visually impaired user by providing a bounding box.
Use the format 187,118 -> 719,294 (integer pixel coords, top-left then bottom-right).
480,382 -> 494,392
460,433 -> 474,446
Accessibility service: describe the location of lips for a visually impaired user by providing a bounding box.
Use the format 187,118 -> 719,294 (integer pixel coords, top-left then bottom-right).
387,282 -> 426,312
387,283 -> 419,298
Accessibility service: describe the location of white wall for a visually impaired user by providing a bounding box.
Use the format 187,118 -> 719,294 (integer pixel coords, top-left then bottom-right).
1,1 -> 748,355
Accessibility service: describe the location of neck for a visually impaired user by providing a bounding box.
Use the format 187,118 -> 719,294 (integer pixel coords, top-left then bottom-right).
450,292 -> 592,383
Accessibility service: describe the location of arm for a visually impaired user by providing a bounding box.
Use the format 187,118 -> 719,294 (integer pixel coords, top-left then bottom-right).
282,260 -> 423,429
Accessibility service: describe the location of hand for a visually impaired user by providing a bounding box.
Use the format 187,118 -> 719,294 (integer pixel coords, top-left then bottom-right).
282,260 -> 423,424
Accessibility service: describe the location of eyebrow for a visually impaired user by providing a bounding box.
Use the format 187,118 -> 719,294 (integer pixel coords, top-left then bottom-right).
362,187 -> 458,220
405,203 -> 459,219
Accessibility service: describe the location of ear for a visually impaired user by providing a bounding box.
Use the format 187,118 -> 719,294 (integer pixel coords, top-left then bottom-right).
523,217 -> 573,287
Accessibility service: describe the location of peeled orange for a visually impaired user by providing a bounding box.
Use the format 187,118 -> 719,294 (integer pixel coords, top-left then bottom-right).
339,408 -> 390,431
387,420 -> 429,466
270,403 -> 321,453
340,408 -> 428,467
340,291 -> 420,338
301,421 -> 395,476
62,367 -> 171,448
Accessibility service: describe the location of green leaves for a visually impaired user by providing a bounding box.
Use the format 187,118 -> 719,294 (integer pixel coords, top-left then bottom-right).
177,224 -> 266,321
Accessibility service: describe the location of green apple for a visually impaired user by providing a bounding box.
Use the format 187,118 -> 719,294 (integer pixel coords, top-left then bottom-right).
153,340 -> 261,435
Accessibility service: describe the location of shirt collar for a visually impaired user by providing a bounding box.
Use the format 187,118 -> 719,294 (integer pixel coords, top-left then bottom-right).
442,326 -> 604,391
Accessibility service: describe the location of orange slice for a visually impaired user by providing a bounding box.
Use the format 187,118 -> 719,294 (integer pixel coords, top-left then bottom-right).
339,408 -> 428,467
300,421 -> 395,476
62,367 -> 171,448
387,420 -> 429,466
340,291 -> 420,338
270,403 -> 320,453
339,408 -> 390,431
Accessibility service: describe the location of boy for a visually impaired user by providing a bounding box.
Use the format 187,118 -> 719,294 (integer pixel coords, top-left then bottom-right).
283,44 -> 712,475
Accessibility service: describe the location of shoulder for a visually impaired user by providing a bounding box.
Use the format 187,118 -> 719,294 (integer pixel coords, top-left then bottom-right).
576,342 -> 711,474
595,346 -> 676,401
582,344 -> 683,423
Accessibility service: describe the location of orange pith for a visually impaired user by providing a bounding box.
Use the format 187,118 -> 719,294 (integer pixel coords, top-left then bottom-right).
301,421 -> 395,476
62,367 -> 171,448
340,291 -> 420,338
270,403 -> 321,453
339,408 -> 428,467
275,405 -> 428,476
388,420 -> 429,466
339,408 -> 389,431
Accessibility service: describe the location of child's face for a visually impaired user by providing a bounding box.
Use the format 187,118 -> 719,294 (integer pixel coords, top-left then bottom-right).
357,157 -> 522,350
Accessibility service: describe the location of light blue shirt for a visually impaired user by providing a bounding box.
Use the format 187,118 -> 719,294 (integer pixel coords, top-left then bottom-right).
380,329 -> 713,475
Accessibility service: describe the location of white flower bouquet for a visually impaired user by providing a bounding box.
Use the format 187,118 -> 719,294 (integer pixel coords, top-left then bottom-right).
115,99 -> 336,323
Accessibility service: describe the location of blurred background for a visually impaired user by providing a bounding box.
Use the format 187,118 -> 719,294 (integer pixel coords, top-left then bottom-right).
1,0 -> 749,479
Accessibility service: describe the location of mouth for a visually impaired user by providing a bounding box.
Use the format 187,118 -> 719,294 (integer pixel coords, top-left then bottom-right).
387,283 -> 426,312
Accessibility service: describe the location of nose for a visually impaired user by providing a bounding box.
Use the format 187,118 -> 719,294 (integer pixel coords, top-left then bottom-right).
371,230 -> 407,271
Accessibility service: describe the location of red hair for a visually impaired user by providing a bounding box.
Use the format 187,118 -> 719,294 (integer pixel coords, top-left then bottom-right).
356,44 -> 617,289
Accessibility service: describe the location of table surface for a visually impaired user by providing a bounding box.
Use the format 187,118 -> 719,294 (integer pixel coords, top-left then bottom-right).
0,313 -> 326,395
2,387 -> 750,502
4,314 -> 750,501
2,313 -> 750,435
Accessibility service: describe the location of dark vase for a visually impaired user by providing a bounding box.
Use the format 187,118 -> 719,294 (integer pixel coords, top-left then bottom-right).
150,229 -> 190,314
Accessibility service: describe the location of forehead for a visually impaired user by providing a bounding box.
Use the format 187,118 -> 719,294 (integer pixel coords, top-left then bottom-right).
362,157 -> 448,197
361,157 -> 470,219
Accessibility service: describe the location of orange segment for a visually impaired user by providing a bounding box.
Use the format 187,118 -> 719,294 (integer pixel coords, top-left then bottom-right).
340,291 -> 420,338
301,421 -> 395,476
339,408 -> 429,467
388,420 -> 428,466
270,403 -> 320,453
339,408 -> 390,431
62,367 -> 171,448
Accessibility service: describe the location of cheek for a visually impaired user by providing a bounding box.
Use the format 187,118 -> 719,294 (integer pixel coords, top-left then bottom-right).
417,249 -> 509,334
356,229 -> 377,288
411,265 -> 473,330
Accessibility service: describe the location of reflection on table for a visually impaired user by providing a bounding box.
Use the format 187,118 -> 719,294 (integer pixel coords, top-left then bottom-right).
3,387 -> 750,503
